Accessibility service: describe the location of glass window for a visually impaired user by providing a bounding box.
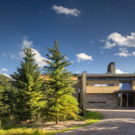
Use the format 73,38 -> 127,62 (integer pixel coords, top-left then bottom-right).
119,82 -> 132,90
93,84 -> 114,86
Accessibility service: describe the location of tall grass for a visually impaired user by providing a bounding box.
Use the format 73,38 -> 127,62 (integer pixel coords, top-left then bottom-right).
0,111 -> 103,135
0,128 -> 58,135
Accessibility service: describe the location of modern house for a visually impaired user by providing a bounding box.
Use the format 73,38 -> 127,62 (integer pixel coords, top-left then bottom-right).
74,62 -> 135,109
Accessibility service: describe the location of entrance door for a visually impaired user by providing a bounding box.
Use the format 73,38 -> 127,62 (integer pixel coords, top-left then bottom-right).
122,94 -> 127,107
128,93 -> 134,107
122,93 -> 135,107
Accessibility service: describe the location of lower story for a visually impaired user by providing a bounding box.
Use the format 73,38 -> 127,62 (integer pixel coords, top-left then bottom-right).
83,92 -> 135,109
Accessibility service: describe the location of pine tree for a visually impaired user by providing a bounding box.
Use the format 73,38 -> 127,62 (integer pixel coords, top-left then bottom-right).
0,76 -> 16,127
12,48 -> 45,122
43,41 -> 79,124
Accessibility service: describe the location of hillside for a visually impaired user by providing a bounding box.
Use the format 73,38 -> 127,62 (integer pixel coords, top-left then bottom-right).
0,74 -> 12,82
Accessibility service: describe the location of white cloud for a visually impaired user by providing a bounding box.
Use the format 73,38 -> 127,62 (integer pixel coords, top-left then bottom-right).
10,54 -> 15,59
115,68 -> 127,74
76,53 -> 93,62
1,68 -> 8,72
52,5 -> 80,17
104,32 -> 135,49
132,51 -> 135,56
76,70 -> 80,74
1,53 -> 19,60
70,61 -> 74,64
105,41 -> 116,49
31,48 -> 48,68
115,48 -> 131,57
10,54 -> 18,60
20,37 -> 48,68
22,36 -> 33,48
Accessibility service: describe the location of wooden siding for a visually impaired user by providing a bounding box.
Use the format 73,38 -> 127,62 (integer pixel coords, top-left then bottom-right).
41,75 -> 78,81
132,81 -> 135,90
86,80 -> 119,93
72,76 -> 78,81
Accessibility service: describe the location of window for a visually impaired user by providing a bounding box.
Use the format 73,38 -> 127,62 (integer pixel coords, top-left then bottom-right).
119,82 -> 132,90
93,84 -> 114,86
108,84 -> 115,86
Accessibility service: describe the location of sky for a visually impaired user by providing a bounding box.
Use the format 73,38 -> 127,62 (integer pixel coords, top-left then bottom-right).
1,0 -> 135,75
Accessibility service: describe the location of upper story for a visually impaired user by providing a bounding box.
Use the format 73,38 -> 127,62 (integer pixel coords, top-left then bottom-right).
73,62 -> 135,94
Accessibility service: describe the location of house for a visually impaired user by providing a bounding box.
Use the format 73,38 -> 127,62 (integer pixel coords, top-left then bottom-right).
74,62 -> 135,109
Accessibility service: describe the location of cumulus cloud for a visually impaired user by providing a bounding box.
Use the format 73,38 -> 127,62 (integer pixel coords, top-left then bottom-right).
132,51 -> 135,56
101,32 -> 135,57
115,68 -> 127,74
76,70 -> 80,74
20,37 -> 48,68
22,36 -> 33,48
52,5 -> 80,17
76,53 -> 93,62
115,48 -> 131,57
31,48 -> 48,68
1,68 -> 8,72
104,32 -> 135,49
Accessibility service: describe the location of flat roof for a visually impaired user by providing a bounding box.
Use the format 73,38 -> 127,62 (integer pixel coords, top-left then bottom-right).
73,73 -> 135,78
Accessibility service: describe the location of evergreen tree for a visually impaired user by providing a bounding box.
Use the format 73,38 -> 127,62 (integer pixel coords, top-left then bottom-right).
12,48 -> 45,122
0,76 -> 16,127
43,41 -> 79,124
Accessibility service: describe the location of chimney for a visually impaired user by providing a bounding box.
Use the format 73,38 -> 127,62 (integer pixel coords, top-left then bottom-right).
107,62 -> 116,74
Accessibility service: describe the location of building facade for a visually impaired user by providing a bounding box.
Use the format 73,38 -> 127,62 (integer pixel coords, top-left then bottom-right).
74,62 -> 135,109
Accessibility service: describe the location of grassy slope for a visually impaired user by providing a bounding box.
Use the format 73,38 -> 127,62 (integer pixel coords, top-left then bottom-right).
0,111 -> 103,135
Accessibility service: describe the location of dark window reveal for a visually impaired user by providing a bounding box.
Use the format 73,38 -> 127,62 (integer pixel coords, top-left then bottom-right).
88,101 -> 106,103
92,84 -> 114,86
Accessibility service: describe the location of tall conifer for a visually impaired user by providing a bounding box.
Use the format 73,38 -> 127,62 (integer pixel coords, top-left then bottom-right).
44,41 -> 79,124
13,48 -> 45,121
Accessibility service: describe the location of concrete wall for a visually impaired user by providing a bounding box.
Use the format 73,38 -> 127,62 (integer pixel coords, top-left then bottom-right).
86,80 -> 119,93
85,93 -> 119,109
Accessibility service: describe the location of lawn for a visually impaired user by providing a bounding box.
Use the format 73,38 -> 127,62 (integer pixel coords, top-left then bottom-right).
0,111 -> 103,135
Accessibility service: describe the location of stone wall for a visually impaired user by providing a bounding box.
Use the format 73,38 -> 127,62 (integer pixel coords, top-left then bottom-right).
85,93 -> 119,109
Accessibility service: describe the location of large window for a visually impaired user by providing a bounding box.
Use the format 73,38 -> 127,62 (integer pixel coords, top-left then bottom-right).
93,84 -> 114,86
119,82 -> 132,90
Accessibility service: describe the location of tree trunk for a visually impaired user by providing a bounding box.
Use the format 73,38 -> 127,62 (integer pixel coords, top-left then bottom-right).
56,114 -> 59,124
0,119 -> 2,128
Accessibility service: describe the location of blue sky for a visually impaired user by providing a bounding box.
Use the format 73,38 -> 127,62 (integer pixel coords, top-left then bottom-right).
1,0 -> 135,75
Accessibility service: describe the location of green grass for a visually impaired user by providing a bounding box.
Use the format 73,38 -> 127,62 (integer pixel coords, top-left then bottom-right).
0,111 -> 103,135
81,111 -> 103,126
0,128 -> 58,135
